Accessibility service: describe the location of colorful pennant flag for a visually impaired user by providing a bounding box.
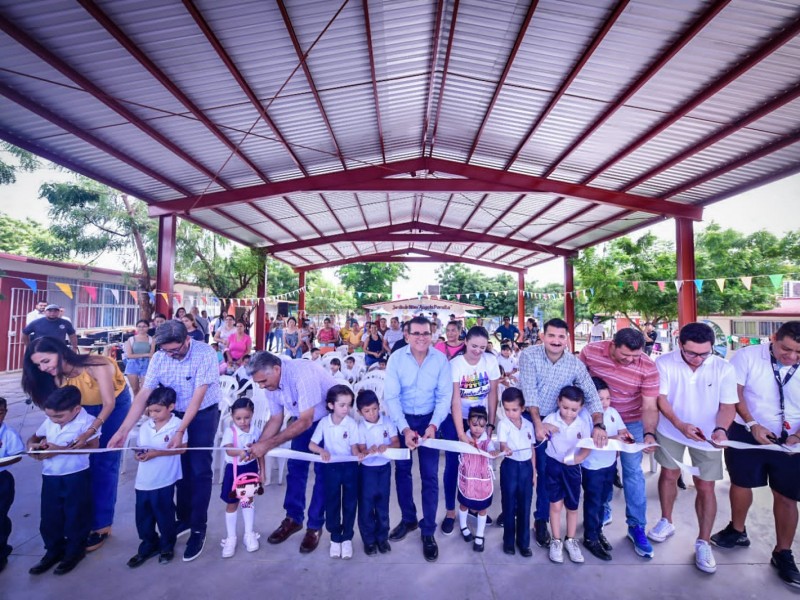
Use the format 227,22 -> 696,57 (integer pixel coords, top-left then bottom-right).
740,276 -> 752,290
85,285 -> 97,302
715,278 -> 725,292
55,282 -> 73,299
21,278 -> 37,292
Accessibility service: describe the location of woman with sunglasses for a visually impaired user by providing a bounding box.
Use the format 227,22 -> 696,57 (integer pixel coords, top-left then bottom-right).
22,336 -> 132,553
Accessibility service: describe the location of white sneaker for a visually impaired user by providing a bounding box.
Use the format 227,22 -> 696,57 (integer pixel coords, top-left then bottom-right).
341,540 -> 353,560
221,536 -> 237,558
329,541 -> 341,559
549,538 -> 564,563
647,518 -> 676,543
564,537 -> 584,563
243,532 -> 260,552
695,539 -> 717,574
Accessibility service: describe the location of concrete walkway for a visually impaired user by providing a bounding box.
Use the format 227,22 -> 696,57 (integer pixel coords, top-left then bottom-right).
0,372 -> 796,599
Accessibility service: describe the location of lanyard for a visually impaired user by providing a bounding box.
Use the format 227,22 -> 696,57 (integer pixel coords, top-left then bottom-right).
769,345 -> 798,443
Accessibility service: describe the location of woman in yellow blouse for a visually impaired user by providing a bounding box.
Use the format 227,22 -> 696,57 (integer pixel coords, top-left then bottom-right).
22,336 -> 132,553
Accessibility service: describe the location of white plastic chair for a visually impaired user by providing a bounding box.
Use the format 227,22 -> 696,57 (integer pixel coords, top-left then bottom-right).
363,369 -> 385,380
335,345 -> 349,356
354,377 -> 384,400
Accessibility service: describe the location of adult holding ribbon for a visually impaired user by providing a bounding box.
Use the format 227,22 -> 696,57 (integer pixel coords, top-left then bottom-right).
22,336 -> 132,553
580,327 -> 660,559
518,318 -> 606,550
383,315 -> 452,562
646,323 -> 737,574
439,326 -> 500,536
247,351 -> 337,554
711,321 -> 800,588
108,320 -> 221,563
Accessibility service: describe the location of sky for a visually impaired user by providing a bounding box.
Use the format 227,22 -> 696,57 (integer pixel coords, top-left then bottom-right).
2,152 -> 799,298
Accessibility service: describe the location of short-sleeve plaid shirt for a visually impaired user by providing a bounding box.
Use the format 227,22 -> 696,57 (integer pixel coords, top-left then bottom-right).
143,339 -> 221,412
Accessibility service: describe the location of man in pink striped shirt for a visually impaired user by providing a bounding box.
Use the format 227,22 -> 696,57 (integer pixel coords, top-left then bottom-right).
580,328 -> 660,559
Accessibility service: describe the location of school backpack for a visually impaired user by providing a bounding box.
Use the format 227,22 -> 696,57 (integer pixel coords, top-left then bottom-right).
457,438 -> 494,502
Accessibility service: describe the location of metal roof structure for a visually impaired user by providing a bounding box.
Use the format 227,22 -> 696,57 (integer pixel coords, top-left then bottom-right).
1,0 -> 799,274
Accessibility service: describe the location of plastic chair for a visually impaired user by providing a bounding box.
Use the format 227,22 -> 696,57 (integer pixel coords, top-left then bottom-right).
265,411 -> 291,486
354,377 -> 384,400
120,415 -> 146,475
362,369 -> 385,381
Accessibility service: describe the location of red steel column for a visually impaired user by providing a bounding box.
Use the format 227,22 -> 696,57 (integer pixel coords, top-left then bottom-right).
298,271 -> 306,320
564,257 -> 575,352
255,251 -> 268,350
517,271 -> 525,332
156,214 -> 176,318
676,218 -> 697,327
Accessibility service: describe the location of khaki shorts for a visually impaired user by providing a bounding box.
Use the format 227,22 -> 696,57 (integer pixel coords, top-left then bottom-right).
654,432 -> 723,481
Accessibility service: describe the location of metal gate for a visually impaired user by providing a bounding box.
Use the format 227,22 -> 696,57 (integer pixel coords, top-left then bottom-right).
6,287 -> 44,371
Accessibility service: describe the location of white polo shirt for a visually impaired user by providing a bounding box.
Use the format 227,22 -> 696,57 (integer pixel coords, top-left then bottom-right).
497,417 -> 534,462
656,350 -> 738,450
221,422 -> 263,465
0,422 -> 24,473
731,344 -> 800,436
358,415 -> 399,467
35,408 -> 97,476
135,415 -> 187,491
543,411 -> 591,463
311,414 -> 361,458
580,406 -> 624,470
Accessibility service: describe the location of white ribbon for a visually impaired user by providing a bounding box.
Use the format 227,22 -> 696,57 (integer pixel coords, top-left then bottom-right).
716,439 -> 800,454
419,438 -> 495,458
576,438 -> 658,454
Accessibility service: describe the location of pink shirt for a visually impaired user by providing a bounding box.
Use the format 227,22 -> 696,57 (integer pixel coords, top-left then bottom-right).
434,341 -> 464,361
580,340 -> 659,423
227,333 -> 251,360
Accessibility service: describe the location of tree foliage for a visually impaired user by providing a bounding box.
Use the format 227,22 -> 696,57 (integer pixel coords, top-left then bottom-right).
306,275 -> 356,315
436,264 -> 522,322
0,142 -> 40,185
0,212 -> 57,255
336,263 -> 408,308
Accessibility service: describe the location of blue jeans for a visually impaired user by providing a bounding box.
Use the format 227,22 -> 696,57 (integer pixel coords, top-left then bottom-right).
285,347 -> 302,359
84,386 -> 131,531
395,413 -> 439,536
273,330 -> 283,352
603,420 -> 647,528
175,405 -> 219,535
285,420 -> 325,530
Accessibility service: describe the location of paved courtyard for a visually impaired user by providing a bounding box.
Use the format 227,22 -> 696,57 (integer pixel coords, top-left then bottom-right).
0,372 -> 795,599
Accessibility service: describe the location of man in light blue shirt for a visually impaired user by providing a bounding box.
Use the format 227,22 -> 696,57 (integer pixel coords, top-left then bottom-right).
383,316 -> 451,562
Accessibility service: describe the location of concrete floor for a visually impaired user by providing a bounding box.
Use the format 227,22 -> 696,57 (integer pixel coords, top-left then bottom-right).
0,372 -> 797,599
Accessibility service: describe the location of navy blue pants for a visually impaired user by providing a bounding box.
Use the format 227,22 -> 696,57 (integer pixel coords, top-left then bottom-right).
500,459 -> 533,550
527,411 -> 550,521
40,469 -> 92,558
285,419 -> 325,530
175,405 -> 219,535
582,464 -> 615,541
135,484 -> 177,555
324,462 -> 358,543
358,463 -> 391,545
439,414 -> 466,512
395,413 -> 439,536
0,471 -> 14,559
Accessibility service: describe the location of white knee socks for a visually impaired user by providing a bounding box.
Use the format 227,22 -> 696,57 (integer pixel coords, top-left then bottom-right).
226,511 -> 238,539
242,506 -> 255,534
475,514 -> 487,544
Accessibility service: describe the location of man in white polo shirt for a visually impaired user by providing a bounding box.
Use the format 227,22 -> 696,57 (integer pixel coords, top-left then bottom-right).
711,321 -> 800,588
647,322 -> 737,574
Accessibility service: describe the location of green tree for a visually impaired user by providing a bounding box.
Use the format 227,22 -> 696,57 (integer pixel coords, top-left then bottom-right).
0,212 -> 57,255
525,281 -> 566,323
0,142 -> 40,185
306,275 -> 356,316
336,263 -> 408,308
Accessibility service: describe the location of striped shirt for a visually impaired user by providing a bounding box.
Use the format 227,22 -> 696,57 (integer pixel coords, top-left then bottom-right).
518,344 -> 602,417
143,339 -> 221,412
579,341 -> 660,423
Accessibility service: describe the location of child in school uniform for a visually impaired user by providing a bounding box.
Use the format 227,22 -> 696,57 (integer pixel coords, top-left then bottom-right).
497,387 -> 535,556
127,386 -> 187,568
580,377 -> 629,561
220,398 -> 265,558
355,389 -> 399,556
0,397 -> 24,573
309,384 -> 363,560
330,357 -> 347,381
341,356 -> 359,383
456,405 -> 502,553
27,385 -> 99,575
542,385 -> 592,564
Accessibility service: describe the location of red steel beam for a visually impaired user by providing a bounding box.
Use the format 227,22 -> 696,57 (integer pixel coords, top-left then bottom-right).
465,0 -> 538,163
156,214 -> 177,318
0,82 -> 191,196
564,258 -> 575,351
0,13 -> 233,190
79,0 -> 270,184
420,0 -> 447,155
676,218 -> 697,326
540,0 -> 731,179
277,0 -> 347,169
426,0 -> 459,158
436,193 -> 455,226
362,0 -> 386,163
504,0 -> 629,169
183,0 -> 307,174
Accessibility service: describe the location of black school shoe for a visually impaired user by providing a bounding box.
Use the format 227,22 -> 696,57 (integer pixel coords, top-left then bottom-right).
598,532 -> 613,552
364,543 -> 378,556
440,517 -> 455,535
534,519 -> 551,547
377,540 -> 391,554
127,549 -> 159,569
772,549 -> 800,588
29,552 -> 63,575
388,520 -> 418,542
518,546 -> 533,557
54,552 -> 85,575
158,551 -> 174,564
422,536 -> 438,562
583,538 -> 612,561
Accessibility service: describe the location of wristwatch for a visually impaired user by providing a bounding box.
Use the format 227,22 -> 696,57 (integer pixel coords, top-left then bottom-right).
744,421 -> 759,432
593,423 -> 607,431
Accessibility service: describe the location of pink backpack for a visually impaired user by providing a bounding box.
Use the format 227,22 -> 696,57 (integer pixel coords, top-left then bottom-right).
457,438 -> 494,502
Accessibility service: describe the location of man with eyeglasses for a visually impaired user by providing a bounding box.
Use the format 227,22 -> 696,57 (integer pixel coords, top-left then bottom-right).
580,327 -> 660,559
645,322 -> 737,574
383,315 -> 452,562
711,321 -> 800,588
108,321 -> 221,563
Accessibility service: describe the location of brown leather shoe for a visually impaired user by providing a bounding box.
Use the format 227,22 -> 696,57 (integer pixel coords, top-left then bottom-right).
299,528 -> 321,554
267,517 -> 303,545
